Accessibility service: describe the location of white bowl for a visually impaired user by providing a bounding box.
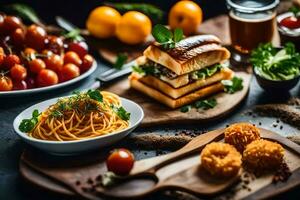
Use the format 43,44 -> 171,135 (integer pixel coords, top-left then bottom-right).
0,61 -> 97,97
13,96 -> 144,155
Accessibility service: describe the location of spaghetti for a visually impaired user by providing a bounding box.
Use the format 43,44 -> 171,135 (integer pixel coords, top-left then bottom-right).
24,90 -> 130,141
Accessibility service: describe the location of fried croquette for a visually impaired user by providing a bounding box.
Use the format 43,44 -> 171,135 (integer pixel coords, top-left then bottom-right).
225,122 -> 260,152
243,139 -> 284,171
201,142 -> 242,177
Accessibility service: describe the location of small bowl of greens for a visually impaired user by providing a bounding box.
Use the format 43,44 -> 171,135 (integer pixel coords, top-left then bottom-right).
251,42 -> 300,92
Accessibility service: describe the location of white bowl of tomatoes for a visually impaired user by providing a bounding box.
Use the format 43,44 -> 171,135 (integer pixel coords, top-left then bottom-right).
0,14 -> 96,96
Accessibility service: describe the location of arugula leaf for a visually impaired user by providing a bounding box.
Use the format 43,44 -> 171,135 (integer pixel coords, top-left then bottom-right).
87,90 -> 103,102
222,76 -> 243,94
19,109 -> 41,132
152,24 -> 184,49
113,53 -> 128,70
250,43 -> 300,81
194,99 -> 217,110
180,105 -> 192,113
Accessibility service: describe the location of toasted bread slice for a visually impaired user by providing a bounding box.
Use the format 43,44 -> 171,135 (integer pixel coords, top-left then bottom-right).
137,68 -> 234,99
129,77 -> 225,109
143,35 -> 230,75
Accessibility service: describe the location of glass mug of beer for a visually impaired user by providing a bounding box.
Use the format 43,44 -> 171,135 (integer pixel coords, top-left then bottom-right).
227,0 -> 279,63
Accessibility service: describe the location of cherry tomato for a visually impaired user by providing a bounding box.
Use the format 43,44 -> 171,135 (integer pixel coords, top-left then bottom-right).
29,58 -> 46,74
11,28 -> 25,48
13,80 -> 27,90
80,54 -> 94,73
44,54 -> 63,72
60,63 -> 80,82
0,14 -> 5,34
0,75 -> 13,91
64,51 -> 82,66
0,47 -> 5,66
2,16 -> 22,35
106,149 -> 135,175
280,16 -> 300,29
3,54 -> 20,69
41,49 -> 53,57
67,41 -> 88,58
10,64 -> 27,81
37,69 -> 58,87
25,76 -> 36,89
23,47 -> 37,58
25,25 -> 46,50
46,35 -> 64,55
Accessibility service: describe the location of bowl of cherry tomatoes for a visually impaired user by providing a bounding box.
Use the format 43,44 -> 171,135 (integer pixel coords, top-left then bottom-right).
0,14 -> 97,97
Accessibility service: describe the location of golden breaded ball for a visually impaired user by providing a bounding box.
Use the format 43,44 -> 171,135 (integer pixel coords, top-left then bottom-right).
243,139 -> 284,171
201,142 -> 242,177
225,122 -> 260,152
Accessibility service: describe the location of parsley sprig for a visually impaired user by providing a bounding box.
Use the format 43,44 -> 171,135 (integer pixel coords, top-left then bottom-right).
180,98 -> 217,113
113,53 -> 128,70
111,105 -> 131,121
221,76 -> 244,94
152,24 -> 183,49
19,109 -> 41,132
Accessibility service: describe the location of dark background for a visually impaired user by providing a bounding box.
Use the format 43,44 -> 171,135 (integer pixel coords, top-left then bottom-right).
0,0 -> 227,27
1,1 -> 300,200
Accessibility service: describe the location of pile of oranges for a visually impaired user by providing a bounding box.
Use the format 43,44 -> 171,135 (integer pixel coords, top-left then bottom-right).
86,7 -> 152,45
86,1 -> 203,44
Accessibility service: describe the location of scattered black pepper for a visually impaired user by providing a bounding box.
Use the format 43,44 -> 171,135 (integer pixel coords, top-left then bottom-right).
75,180 -> 80,186
272,162 -> 292,184
95,175 -> 102,182
87,178 -> 93,185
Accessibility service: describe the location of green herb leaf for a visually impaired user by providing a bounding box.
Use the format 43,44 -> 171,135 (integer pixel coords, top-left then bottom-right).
117,107 -> 131,121
152,24 -> 184,50
180,105 -> 192,113
222,76 -> 243,94
132,65 -> 145,74
4,4 -> 41,24
50,110 -> 64,118
289,6 -> 300,17
106,3 -> 164,24
113,53 -> 128,70
87,90 -> 103,102
173,28 -> 183,43
63,29 -> 83,42
19,109 -> 40,132
152,24 -> 173,44
194,99 -> 217,110
191,64 -> 222,80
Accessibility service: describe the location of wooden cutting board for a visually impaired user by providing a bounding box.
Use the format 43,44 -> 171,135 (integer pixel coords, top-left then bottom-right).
20,128 -> 300,200
102,71 -> 251,127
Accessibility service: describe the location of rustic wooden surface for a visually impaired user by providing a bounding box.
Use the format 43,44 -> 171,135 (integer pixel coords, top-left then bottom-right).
20,128 -> 300,200
103,71 -> 251,127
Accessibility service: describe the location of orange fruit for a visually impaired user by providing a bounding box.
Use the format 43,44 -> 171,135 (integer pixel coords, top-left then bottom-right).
86,6 -> 121,38
168,0 -> 203,36
116,11 -> 152,45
